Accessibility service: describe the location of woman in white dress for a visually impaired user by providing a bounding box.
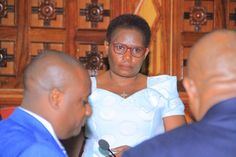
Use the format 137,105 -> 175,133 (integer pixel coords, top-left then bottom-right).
82,14 -> 186,157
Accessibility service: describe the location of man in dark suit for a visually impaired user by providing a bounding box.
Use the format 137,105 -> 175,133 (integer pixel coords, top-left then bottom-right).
0,50 -> 92,157
122,29 -> 236,157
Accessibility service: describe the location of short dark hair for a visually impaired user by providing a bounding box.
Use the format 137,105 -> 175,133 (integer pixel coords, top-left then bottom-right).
106,14 -> 151,47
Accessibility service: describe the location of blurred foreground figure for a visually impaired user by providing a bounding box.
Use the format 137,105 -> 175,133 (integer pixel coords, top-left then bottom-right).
123,29 -> 236,157
0,50 -> 92,157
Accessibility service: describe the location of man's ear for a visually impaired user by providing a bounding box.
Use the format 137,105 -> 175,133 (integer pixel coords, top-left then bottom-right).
49,88 -> 63,110
104,41 -> 109,57
183,77 -> 197,101
183,77 -> 199,120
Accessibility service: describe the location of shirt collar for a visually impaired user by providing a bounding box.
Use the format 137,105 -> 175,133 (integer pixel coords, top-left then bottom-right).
19,107 -> 67,156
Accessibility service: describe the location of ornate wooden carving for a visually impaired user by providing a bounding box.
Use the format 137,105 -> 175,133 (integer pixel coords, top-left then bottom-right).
189,6 -> 207,31
0,0 -> 15,25
184,0 -> 213,32
0,0 -> 7,18
80,0 -> 110,28
32,0 -> 64,26
0,48 -> 14,67
79,44 -> 107,76
38,0 -> 56,25
230,8 -> 236,25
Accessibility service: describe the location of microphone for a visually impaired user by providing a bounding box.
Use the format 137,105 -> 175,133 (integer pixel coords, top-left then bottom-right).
98,139 -> 116,157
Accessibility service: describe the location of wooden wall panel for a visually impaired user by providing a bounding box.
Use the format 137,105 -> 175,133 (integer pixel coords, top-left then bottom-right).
1,0 -> 235,123
75,0 -> 125,76
0,0 -> 130,107
172,0 -> 236,122
172,0 -> 236,89
229,0 -> 236,29
0,0 -> 20,90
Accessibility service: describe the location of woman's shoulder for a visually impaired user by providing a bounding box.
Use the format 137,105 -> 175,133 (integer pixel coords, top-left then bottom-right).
90,77 -> 97,91
147,75 -> 177,86
147,75 -> 178,99
90,72 -> 109,92
90,76 -> 96,82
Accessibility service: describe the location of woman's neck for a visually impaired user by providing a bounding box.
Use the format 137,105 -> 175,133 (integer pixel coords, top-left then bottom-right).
96,70 -> 147,98
108,70 -> 140,86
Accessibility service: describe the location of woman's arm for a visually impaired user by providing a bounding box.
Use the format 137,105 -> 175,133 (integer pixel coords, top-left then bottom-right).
163,115 -> 186,132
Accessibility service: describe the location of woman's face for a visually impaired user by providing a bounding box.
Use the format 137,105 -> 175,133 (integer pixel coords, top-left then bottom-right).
106,28 -> 149,78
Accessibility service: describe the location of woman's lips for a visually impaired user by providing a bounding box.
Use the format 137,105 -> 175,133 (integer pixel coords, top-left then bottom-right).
119,64 -> 132,69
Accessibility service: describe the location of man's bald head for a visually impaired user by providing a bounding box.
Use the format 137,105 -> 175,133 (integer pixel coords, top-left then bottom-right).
187,29 -> 236,81
22,50 -> 92,139
23,50 -> 84,93
184,29 -> 236,120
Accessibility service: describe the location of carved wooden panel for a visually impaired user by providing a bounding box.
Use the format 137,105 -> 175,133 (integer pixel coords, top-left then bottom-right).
1,0 -> 232,122
29,0 -> 66,59
229,0 -> 236,29
0,43 -> 16,88
0,42 -> 15,75
78,0 -> 111,29
0,0 -> 125,107
0,0 -> 16,26
172,0 -> 235,94
0,0 -> 19,89
183,0 -> 214,32
31,0 -> 64,27
172,0 -> 234,121
77,43 -> 107,76
77,0 -> 122,75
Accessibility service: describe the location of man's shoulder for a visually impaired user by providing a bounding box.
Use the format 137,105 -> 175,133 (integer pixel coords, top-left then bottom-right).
0,137 -> 63,157
0,124 -> 35,156
123,124 -> 198,157
0,119 -> 35,144
18,143 -> 65,157
0,121 -> 63,157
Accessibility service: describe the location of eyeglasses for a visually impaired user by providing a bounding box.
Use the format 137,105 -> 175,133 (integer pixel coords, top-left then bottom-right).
111,42 -> 147,58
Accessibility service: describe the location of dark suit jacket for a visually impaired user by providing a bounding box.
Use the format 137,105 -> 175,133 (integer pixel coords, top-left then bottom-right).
123,97 -> 236,157
0,108 -> 66,157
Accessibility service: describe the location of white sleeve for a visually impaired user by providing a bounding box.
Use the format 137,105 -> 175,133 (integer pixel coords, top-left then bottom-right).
149,75 -> 185,117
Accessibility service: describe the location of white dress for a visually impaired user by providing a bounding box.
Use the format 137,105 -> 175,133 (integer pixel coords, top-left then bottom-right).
82,75 -> 185,157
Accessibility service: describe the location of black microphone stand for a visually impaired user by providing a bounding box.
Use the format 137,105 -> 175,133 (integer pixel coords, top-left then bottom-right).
108,149 -> 116,157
